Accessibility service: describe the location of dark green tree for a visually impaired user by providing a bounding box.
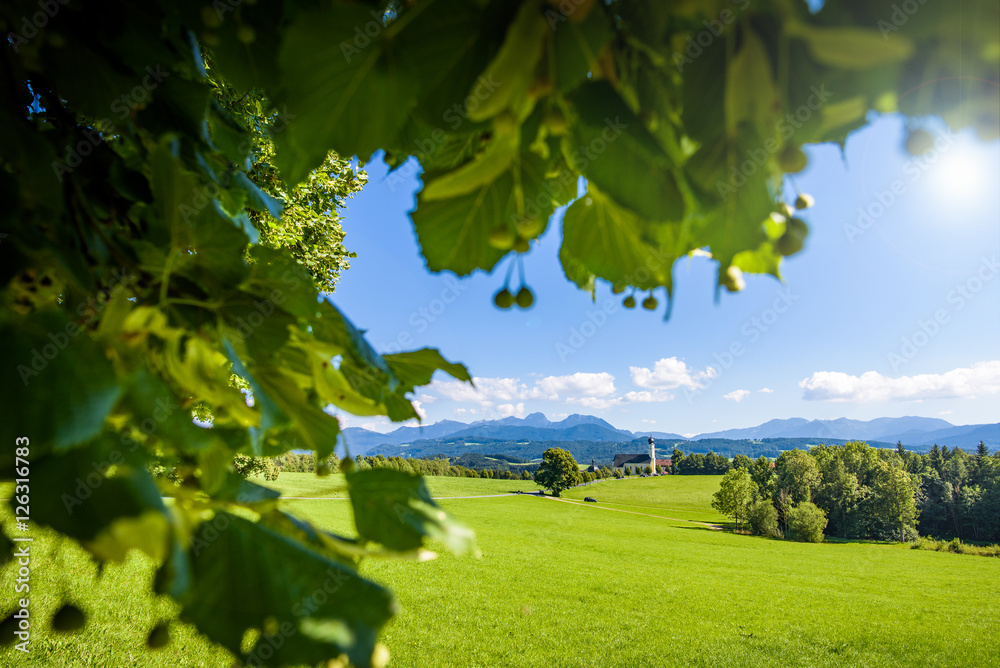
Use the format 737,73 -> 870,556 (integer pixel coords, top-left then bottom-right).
533,448 -> 581,497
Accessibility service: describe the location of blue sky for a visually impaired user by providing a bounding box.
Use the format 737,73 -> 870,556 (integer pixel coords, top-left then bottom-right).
329,115 -> 1000,436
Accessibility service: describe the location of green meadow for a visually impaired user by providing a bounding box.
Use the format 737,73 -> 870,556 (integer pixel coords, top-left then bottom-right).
3,474 -> 999,667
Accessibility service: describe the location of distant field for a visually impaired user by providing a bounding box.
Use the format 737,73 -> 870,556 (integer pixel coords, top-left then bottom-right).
258,471 -> 540,498
3,475 -> 998,667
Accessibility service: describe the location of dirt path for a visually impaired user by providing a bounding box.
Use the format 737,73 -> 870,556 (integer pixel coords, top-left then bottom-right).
542,496 -> 723,530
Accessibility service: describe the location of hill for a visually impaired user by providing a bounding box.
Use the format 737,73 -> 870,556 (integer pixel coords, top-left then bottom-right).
368,436 -> 898,465
342,412 -> 998,454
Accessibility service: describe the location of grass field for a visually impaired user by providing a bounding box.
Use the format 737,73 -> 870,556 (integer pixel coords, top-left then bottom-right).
2,474 -> 998,667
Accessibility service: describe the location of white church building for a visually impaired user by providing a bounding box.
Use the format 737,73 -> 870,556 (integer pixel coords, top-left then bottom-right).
612,437 -> 671,474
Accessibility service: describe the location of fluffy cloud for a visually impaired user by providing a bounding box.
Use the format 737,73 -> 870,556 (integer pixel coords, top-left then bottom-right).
800,361 -> 1000,402
759,388 -> 775,394
568,396 -> 622,410
535,372 -> 616,399
497,402 -> 527,418
723,389 -> 751,402
622,390 -> 674,403
430,373 -> 616,406
430,377 -> 529,406
630,357 -> 716,390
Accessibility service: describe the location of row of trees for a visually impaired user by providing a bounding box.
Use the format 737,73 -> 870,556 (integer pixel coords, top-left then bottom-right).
671,449 -> 742,475
713,441 -> 1000,544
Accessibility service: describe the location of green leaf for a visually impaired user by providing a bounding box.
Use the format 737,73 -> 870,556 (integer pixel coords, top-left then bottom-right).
27,444 -> 170,563
383,348 -> 472,387
789,24 -> 915,70
413,173 -> 515,275
277,0 -> 483,185
178,512 -> 396,668
559,189 -> 675,292
347,468 -> 477,555
725,28 -> 780,140
0,311 -> 122,458
552,7 -> 613,93
233,171 -> 284,220
567,82 -> 684,221
465,0 -> 549,122
421,128 -> 519,201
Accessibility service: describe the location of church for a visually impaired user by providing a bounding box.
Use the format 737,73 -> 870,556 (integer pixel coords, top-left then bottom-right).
612,436 -> 671,474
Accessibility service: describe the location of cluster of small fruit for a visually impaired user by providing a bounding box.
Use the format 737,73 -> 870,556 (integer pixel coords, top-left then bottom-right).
612,284 -> 660,310
0,604 -> 170,648
488,217 -> 545,254
494,285 -> 534,309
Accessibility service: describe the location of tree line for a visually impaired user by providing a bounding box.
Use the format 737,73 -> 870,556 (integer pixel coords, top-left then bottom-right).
712,441 -> 1000,545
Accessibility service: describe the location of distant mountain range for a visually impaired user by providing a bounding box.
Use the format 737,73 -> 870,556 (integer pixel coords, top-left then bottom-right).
342,412 -> 998,454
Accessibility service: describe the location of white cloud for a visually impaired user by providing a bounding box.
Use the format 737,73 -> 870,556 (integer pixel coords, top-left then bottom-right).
759,388 -> 774,394
938,410 -> 954,415
724,389 -> 751,402
630,357 -> 716,391
497,402 -> 527,418
429,373 -> 616,406
800,361 -> 1000,402
411,400 -> 427,420
641,418 -> 657,424
535,372 -> 616,399
622,390 -> 674,403
568,396 -> 622,410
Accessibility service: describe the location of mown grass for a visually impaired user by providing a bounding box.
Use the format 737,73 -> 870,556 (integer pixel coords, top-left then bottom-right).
3,476 -> 998,667
257,472 -> 539,498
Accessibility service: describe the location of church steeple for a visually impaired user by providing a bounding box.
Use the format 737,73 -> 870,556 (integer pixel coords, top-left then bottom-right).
648,436 -> 655,473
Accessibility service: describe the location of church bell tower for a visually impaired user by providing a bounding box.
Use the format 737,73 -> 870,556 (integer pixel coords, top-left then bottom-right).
648,436 -> 655,473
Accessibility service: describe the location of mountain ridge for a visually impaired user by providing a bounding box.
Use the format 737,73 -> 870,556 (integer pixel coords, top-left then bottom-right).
341,413 -> 996,453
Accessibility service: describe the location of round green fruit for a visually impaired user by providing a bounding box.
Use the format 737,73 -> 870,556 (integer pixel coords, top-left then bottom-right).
785,217 -> 809,239
623,295 -> 636,309
794,193 -> 814,209
776,232 -> 805,256
905,128 -> 934,156
494,289 -> 514,309
642,296 -> 658,311
515,217 -> 546,239
147,623 -> 170,649
513,238 -> 530,254
51,605 -> 85,633
487,226 -> 515,250
778,145 -> 808,173
611,284 -> 625,295
515,287 -> 534,309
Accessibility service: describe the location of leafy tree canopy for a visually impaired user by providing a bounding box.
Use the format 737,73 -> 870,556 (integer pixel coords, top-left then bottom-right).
534,447 -> 582,496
